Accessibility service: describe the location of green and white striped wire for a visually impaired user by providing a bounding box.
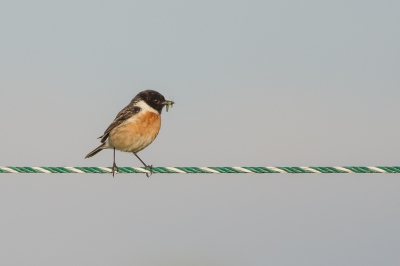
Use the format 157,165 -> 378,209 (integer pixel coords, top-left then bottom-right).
0,166 -> 400,174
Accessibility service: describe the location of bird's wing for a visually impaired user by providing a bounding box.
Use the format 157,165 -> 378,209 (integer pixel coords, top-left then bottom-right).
98,104 -> 141,143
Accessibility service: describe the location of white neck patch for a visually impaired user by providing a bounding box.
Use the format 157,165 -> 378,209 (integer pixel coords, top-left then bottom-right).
135,100 -> 159,114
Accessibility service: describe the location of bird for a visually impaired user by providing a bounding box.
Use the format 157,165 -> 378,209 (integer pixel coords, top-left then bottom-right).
85,90 -> 174,176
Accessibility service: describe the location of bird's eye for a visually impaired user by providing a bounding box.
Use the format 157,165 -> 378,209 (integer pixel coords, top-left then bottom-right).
153,99 -> 159,103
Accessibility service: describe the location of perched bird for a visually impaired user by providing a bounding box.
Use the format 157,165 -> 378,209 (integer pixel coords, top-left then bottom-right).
85,90 -> 174,176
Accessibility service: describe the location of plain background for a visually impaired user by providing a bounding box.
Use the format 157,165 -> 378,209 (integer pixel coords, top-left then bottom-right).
1,1 -> 400,265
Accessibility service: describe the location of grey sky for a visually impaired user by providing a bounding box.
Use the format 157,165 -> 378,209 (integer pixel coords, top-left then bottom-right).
1,1 -> 400,265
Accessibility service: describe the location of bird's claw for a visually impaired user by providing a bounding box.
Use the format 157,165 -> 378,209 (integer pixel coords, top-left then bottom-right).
145,165 -> 153,178
112,163 -> 119,177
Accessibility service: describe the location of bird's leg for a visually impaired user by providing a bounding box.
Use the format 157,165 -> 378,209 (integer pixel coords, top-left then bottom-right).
133,153 -> 153,177
111,148 -> 119,177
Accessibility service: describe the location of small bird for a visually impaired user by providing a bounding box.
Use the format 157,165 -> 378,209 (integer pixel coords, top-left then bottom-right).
85,90 -> 174,176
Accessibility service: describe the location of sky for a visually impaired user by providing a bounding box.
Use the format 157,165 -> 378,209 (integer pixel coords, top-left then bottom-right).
1,0 -> 400,265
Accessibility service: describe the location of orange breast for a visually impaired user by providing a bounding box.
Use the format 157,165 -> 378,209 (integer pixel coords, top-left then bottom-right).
108,112 -> 161,153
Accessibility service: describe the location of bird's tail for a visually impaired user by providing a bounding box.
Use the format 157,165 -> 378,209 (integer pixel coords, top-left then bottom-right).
85,144 -> 106,159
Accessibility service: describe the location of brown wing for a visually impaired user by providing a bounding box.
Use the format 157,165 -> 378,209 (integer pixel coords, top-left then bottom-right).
98,104 -> 141,143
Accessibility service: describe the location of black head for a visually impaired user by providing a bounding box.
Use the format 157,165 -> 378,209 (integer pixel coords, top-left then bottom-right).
132,90 -> 171,114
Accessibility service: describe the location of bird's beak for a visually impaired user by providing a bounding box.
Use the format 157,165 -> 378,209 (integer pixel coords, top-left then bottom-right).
162,100 -> 174,105
163,100 -> 174,112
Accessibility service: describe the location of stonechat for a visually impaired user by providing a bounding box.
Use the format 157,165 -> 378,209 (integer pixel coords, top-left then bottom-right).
85,90 -> 174,176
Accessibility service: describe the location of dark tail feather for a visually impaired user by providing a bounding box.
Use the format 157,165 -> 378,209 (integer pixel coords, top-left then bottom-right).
85,144 -> 105,159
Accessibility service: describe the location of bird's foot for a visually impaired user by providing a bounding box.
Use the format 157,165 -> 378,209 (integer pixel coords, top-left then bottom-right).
112,163 -> 119,177
145,165 -> 153,178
